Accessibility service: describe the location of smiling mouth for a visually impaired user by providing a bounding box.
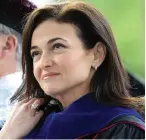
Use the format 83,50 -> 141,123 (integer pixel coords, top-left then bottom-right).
42,74 -> 60,80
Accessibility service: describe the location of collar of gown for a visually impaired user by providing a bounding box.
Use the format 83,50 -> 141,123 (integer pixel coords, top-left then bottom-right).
24,93 -> 143,139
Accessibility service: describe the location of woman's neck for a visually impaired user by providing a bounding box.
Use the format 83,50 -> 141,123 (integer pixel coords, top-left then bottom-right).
54,82 -> 90,108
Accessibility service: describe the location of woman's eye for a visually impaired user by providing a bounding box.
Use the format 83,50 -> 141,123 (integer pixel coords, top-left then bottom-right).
31,51 -> 40,58
53,43 -> 66,50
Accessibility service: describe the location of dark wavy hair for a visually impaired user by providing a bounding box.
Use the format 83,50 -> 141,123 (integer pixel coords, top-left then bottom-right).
11,1 -> 144,113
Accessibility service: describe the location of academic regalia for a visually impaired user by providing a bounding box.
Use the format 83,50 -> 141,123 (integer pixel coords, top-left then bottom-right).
24,93 -> 144,139
0,0 -> 36,33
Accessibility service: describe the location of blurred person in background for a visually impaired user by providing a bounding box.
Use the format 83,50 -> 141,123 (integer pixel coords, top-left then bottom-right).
128,72 -> 145,97
0,0 -> 36,128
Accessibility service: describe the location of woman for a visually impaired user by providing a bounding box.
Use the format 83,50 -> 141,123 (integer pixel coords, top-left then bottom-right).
0,1 -> 144,139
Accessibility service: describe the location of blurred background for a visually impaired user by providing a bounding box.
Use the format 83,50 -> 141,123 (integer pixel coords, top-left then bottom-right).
30,0 -> 145,81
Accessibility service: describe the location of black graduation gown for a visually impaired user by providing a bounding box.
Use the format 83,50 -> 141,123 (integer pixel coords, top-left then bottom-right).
24,93 -> 144,139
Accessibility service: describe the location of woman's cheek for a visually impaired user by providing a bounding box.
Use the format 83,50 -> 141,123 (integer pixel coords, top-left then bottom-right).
33,64 -> 40,82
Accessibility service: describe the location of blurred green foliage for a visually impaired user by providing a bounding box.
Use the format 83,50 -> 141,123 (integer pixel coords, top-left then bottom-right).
84,0 -> 145,79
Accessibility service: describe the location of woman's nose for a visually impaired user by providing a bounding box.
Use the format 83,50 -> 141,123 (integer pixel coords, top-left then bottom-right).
39,54 -> 53,69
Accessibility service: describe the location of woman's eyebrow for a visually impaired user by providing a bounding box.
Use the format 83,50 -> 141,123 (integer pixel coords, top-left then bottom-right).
30,46 -> 38,51
31,37 -> 67,51
47,37 -> 67,44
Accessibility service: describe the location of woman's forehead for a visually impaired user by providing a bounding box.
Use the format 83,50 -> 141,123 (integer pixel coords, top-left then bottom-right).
31,20 -> 81,46
32,20 -> 75,37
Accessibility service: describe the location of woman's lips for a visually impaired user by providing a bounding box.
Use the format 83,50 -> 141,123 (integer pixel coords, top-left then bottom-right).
42,73 -> 60,80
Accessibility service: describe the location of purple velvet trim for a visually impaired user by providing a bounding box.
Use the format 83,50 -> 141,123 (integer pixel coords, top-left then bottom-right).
24,93 -> 143,139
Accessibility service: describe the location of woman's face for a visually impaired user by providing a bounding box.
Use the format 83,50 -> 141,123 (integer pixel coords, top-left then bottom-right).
31,20 -> 95,97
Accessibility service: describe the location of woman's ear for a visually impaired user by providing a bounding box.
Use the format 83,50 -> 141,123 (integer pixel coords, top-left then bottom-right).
91,42 -> 106,69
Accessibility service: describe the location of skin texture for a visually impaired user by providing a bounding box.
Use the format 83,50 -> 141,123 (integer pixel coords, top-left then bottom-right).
0,20 -> 105,138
